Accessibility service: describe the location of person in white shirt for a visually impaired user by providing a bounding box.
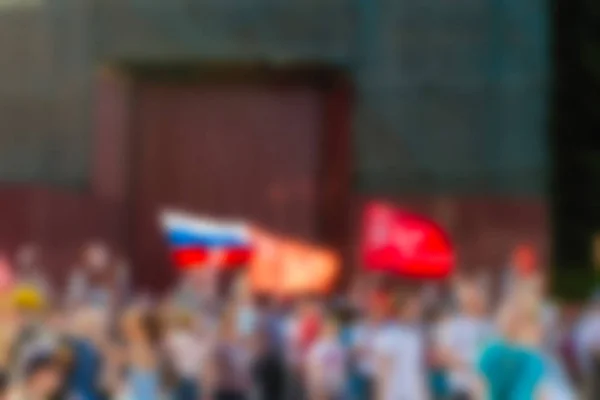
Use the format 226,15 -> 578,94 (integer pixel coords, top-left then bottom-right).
163,309 -> 210,399
349,288 -> 397,400
373,289 -> 428,400
573,291 -> 600,388
65,242 -> 125,311
539,354 -> 577,400
306,317 -> 347,400
350,319 -> 378,398
435,278 -> 493,400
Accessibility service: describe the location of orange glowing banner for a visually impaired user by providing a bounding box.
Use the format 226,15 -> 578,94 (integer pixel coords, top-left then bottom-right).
249,229 -> 340,296
249,229 -> 282,294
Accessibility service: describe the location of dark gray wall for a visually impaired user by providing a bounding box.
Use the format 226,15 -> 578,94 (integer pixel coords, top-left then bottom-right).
0,0 -> 550,195
0,0 -> 92,185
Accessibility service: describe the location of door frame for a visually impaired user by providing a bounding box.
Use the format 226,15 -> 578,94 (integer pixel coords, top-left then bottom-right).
93,63 -> 354,291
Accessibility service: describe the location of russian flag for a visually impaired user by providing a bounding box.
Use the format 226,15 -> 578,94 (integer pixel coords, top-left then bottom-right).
160,210 -> 253,269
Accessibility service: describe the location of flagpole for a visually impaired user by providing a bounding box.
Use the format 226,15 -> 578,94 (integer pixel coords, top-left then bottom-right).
206,248 -> 224,303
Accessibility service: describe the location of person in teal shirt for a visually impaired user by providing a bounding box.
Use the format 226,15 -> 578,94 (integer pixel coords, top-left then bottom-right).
478,341 -> 545,400
476,286 -> 546,400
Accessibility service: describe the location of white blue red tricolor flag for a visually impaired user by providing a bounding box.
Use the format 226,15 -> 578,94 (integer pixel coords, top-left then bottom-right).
160,210 -> 253,269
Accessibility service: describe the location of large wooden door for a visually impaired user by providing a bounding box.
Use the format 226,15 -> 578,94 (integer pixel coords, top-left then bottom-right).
130,78 -> 350,290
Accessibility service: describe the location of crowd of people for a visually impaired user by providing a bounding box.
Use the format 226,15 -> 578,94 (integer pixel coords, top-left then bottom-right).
0,241 -> 599,400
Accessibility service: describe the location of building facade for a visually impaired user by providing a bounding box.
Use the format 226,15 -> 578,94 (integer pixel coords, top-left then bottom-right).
0,0 -> 550,283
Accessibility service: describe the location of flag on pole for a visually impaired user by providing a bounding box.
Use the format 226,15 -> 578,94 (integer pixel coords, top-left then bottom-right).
361,201 -> 455,279
160,210 -> 253,269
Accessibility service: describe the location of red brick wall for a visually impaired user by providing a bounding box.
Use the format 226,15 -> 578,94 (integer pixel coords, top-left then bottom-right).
0,67 -> 548,289
0,186 -> 125,285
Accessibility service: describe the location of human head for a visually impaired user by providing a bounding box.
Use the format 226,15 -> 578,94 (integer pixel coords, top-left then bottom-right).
455,278 -> 487,316
524,271 -> 548,299
348,277 -> 370,310
497,290 -> 542,345
81,241 -> 111,273
121,306 -> 162,346
15,244 -> 40,270
164,305 -> 194,333
12,285 -> 46,326
22,350 -> 63,397
292,298 -> 321,327
46,309 -> 68,336
69,306 -> 108,341
320,316 -> 339,339
368,288 -> 395,322
396,288 -> 422,323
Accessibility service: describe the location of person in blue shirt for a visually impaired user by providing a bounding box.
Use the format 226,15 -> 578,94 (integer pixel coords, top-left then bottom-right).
66,337 -> 103,400
118,307 -> 164,400
56,307 -> 107,400
540,354 -> 577,400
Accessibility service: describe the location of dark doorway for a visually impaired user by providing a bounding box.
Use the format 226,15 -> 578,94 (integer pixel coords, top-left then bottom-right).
128,66 -> 352,291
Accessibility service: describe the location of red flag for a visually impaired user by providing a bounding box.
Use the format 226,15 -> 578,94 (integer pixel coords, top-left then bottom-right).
361,202 -> 455,279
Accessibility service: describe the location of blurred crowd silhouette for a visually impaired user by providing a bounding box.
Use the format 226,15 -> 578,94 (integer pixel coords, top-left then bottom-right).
0,241 -> 596,400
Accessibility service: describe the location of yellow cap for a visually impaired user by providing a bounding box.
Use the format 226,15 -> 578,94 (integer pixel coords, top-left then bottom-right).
12,285 -> 45,311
